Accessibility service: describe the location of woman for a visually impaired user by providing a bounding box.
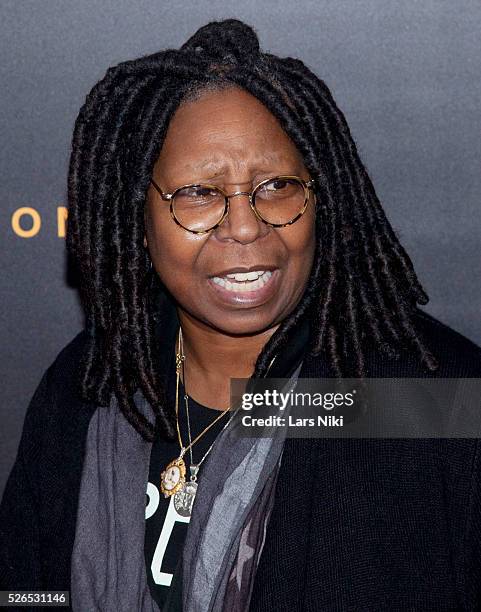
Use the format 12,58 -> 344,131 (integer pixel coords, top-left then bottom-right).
1,18 -> 481,612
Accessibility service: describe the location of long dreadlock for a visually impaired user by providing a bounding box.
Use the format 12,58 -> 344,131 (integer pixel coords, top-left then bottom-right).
66,19 -> 438,442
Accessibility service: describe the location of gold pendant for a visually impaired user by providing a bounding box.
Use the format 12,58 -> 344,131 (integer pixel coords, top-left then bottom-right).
160,456 -> 186,498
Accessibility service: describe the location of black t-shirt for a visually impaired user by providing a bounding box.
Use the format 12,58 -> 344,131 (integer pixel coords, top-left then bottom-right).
144,372 -> 228,609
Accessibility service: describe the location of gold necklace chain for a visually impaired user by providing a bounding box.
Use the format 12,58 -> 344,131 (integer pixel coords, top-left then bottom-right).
160,325 -> 277,504
175,327 -> 230,457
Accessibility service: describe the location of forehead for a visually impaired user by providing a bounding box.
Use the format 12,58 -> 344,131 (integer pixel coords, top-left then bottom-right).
154,87 -> 304,179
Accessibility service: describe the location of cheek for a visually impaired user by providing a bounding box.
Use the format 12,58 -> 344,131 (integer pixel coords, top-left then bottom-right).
283,212 -> 316,282
145,202 -> 204,291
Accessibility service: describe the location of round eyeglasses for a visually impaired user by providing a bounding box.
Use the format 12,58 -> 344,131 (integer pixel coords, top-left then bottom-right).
149,175 -> 315,234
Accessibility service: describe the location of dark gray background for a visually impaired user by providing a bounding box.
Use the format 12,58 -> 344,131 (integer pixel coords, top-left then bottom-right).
1,0 -> 480,497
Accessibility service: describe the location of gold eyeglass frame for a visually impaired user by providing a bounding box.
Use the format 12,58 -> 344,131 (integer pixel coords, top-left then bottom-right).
149,175 -> 316,234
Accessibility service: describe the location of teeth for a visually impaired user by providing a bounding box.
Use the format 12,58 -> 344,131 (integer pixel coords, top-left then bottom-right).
212,270 -> 273,292
226,270 -> 264,281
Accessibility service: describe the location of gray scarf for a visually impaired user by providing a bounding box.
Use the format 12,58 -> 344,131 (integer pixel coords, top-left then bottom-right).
70,363 -> 302,611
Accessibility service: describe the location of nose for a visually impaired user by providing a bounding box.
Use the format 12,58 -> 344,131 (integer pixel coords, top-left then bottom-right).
214,190 -> 268,244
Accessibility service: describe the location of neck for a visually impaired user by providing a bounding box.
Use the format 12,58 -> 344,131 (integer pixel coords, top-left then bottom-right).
176,309 -> 279,410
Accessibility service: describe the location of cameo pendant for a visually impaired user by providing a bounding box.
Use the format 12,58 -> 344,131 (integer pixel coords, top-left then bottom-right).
160,457 -> 186,498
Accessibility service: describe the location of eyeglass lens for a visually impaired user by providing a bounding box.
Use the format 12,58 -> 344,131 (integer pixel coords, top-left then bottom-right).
171,177 -> 308,232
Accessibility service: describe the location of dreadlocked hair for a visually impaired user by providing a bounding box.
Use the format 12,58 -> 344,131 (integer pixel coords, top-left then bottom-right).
66,18 -> 439,442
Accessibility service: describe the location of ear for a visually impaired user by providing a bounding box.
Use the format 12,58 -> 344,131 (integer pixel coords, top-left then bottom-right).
143,235 -> 148,249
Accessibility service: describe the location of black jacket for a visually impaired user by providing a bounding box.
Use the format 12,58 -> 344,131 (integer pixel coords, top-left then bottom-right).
1,308 -> 481,611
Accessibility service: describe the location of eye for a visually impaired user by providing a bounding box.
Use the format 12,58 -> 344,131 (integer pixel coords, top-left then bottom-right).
255,178 -> 301,200
264,179 -> 289,192
180,186 -> 219,199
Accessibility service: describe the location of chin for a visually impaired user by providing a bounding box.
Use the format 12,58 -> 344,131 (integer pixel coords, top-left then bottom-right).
203,309 -> 281,337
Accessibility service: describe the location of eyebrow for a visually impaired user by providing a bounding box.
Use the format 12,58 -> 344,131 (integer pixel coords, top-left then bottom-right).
182,151 -> 290,175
